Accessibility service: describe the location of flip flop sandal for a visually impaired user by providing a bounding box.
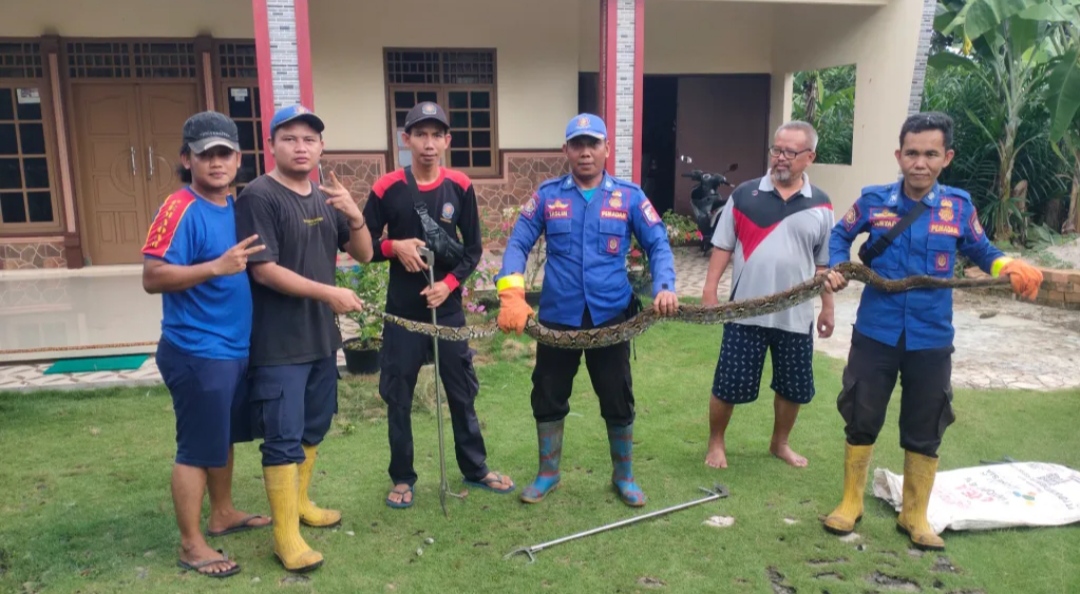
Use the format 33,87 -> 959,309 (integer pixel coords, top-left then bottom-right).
385,485 -> 414,509
464,472 -> 516,494
177,549 -> 241,578
206,514 -> 271,538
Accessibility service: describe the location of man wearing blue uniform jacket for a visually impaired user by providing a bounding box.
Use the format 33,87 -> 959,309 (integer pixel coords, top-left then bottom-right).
821,112 -> 1043,551
495,113 -> 679,507
142,111 -> 271,579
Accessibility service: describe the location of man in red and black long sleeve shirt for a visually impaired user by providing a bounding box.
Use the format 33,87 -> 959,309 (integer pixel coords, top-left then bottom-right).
360,101 -> 514,508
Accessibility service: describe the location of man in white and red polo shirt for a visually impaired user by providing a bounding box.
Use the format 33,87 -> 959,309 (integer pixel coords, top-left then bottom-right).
701,120 -> 841,470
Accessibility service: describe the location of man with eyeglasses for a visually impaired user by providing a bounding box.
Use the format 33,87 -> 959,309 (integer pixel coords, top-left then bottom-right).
700,120 -> 842,470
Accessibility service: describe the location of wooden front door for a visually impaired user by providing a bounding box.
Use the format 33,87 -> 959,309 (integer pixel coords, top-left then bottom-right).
673,75 -> 771,216
73,83 -> 197,265
140,84 -> 198,218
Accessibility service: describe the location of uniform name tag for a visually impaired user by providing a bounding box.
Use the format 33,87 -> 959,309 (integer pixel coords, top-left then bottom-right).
601,209 -> 628,221
929,223 -> 960,236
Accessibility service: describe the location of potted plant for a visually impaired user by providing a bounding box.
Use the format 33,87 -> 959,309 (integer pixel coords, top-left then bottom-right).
336,260 -> 389,375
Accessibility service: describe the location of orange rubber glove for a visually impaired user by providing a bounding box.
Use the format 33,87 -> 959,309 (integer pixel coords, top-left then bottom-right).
496,275 -> 534,335
999,259 -> 1043,301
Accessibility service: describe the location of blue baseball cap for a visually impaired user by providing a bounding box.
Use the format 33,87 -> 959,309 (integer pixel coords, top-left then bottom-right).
565,113 -> 607,141
270,104 -> 325,135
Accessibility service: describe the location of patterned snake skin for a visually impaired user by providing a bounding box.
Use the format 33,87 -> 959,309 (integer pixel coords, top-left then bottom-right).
378,262 -> 1010,349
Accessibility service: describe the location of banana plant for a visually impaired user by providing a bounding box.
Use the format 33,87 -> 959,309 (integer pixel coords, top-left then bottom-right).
929,0 -> 1079,241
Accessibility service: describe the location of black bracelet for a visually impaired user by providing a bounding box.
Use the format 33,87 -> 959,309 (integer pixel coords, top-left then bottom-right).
350,218 -> 366,231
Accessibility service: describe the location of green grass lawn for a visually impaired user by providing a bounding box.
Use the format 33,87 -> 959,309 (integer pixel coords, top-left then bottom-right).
2,322 -> 1079,594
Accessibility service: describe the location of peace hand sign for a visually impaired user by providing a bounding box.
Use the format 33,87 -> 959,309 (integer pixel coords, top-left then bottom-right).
211,234 -> 265,276
320,170 -> 363,224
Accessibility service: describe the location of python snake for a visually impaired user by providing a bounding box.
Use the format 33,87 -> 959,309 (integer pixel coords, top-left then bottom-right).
377,262 -> 1010,350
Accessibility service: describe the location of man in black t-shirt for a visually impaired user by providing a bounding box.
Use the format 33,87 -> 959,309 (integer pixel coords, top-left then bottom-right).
234,104 -> 372,574
360,101 -> 514,508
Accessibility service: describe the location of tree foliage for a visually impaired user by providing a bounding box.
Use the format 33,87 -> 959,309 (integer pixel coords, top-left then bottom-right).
791,65 -> 855,165
927,0 -> 1080,244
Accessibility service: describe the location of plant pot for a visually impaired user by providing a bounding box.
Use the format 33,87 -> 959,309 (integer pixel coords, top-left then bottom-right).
524,290 -> 542,306
343,337 -> 381,375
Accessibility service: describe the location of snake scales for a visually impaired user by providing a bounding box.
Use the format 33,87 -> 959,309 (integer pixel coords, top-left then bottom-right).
378,262 -> 1010,350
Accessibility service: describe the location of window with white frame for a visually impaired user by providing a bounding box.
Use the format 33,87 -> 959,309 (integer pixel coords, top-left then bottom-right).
385,49 -> 497,176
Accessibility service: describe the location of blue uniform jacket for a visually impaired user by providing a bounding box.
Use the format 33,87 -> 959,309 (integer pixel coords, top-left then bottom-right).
498,172 -> 677,327
829,181 -> 1007,351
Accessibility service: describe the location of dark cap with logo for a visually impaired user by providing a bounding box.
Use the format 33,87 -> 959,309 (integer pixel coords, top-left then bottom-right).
404,101 -> 449,132
182,111 -> 241,154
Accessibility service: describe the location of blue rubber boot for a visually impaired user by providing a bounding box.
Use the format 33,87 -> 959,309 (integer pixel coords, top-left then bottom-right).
520,420 -> 564,503
608,422 -> 646,507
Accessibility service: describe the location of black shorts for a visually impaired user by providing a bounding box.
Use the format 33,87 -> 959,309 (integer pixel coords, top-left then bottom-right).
712,322 -> 815,404
837,329 -> 956,457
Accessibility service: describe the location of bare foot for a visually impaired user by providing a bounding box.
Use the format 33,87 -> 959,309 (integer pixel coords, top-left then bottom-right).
387,484 -> 413,506
705,439 -> 728,469
179,541 -> 237,576
208,508 -> 271,535
770,442 -> 808,468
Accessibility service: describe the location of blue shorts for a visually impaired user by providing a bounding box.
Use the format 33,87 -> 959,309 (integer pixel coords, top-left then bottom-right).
712,322 -> 815,404
156,338 -> 252,468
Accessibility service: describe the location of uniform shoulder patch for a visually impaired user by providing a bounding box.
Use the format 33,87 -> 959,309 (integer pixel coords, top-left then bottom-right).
142,190 -> 197,258
840,202 -> 861,232
519,194 -> 539,219
640,198 -> 661,227
968,209 -> 985,240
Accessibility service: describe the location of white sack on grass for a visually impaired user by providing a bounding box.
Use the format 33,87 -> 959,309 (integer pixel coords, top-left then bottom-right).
872,462 -> 1080,535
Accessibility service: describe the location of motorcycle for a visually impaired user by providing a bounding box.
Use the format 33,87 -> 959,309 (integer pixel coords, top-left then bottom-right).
679,155 -> 738,255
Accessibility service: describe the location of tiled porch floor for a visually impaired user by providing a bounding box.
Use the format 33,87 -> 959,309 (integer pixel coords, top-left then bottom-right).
0,247 -> 719,392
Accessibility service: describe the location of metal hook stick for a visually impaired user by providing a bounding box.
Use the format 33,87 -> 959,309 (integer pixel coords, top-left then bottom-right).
419,246 -> 465,519
504,483 -> 730,563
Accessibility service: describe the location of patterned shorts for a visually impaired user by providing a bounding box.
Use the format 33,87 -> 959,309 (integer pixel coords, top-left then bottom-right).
711,322 -> 815,404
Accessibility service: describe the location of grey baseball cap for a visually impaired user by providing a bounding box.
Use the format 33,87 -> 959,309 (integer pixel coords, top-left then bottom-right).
182,111 -> 241,154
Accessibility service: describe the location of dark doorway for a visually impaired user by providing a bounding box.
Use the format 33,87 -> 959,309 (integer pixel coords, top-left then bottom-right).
577,72 -> 770,217
579,72 -> 599,116
641,76 -> 677,215
673,75 -> 771,216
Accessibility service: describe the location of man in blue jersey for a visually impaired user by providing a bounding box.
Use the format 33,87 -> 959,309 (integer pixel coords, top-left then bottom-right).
142,111 -> 271,579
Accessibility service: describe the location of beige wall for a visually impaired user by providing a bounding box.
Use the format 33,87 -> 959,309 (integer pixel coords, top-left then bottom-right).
0,0 -> 253,38
579,0 -> 775,73
644,1 -> 775,73
311,0 -> 582,152
770,0 -> 922,222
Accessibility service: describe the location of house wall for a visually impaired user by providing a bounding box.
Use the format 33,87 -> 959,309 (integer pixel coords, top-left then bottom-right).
309,0 -> 581,152
578,0 -> 775,74
0,0 -> 254,37
770,0 -> 924,225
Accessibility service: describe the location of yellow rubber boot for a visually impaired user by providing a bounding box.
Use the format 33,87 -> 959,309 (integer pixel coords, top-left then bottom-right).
263,464 -> 324,573
895,451 -> 946,551
298,444 -> 342,528
823,443 -> 874,535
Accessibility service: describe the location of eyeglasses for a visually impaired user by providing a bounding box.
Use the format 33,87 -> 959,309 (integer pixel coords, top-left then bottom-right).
769,146 -> 812,160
